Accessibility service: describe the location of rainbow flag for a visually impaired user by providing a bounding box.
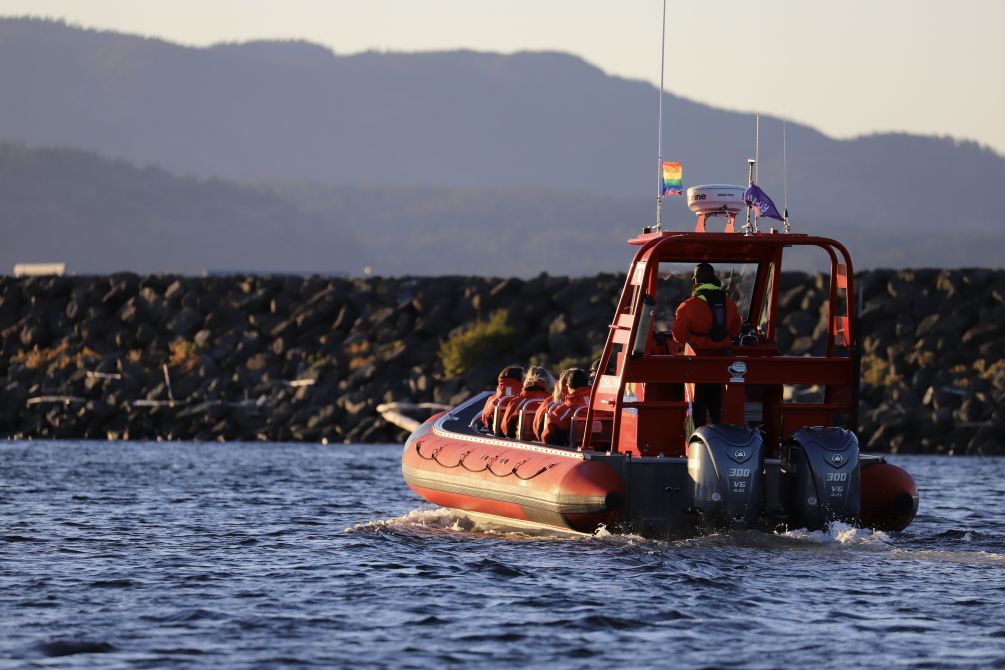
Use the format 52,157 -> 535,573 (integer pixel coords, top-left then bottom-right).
662,161 -> 683,196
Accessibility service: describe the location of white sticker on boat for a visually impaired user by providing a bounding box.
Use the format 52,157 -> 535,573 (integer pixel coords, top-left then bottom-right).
598,375 -> 619,393
728,361 -> 747,383
632,261 -> 647,285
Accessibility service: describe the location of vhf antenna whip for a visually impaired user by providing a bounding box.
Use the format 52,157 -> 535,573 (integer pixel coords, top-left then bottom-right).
783,118 -> 791,232
655,0 -> 667,230
743,158 -> 755,235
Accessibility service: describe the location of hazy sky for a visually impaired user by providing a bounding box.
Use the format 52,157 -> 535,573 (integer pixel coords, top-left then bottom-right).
5,0 -> 1004,155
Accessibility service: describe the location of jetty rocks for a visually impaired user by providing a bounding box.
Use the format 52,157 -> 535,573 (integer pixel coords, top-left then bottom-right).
1,270 -> 1003,454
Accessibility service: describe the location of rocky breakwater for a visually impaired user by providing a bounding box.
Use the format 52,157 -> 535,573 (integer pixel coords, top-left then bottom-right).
0,273 -> 620,444
855,269 -> 1005,454
0,270 -> 1002,454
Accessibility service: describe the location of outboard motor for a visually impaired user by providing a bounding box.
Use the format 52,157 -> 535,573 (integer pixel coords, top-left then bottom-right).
688,425 -> 766,529
781,427 -> 861,530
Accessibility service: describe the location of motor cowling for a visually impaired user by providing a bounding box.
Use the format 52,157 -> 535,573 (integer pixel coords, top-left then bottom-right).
781,427 -> 861,530
688,425 -> 766,529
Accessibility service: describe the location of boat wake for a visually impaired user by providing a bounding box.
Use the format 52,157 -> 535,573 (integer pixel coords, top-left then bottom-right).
347,509 -> 1005,567
344,507 -> 464,535
778,521 -> 893,546
889,545 -> 1005,566
347,510 -> 883,546
345,507 -> 584,540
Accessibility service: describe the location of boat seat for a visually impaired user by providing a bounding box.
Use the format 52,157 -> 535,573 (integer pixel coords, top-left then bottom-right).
515,399 -> 545,441
570,407 -> 613,451
492,404 -> 505,436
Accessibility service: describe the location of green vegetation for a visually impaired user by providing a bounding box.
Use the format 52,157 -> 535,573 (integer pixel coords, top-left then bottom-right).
11,341 -> 97,371
168,339 -> 203,372
438,310 -> 515,379
860,352 -> 897,387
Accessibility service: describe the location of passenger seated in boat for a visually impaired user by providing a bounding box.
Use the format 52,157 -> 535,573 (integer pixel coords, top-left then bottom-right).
542,368 -> 591,445
500,366 -> 554,437
481,365 -> 524,430
671,262 -> 742,425
533,369 -> 572,441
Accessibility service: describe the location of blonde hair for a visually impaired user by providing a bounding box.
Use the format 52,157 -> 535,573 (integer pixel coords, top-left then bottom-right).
553,369 -> 572,402
523,366 -> 554,392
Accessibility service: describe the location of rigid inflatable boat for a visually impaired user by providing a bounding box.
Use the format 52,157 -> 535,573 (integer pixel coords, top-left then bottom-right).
401,186 -> 920,537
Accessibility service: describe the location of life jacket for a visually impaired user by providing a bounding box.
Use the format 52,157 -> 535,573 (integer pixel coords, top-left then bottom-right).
481,378 -> 522,428
692,284 -> 728,342
671,286 -> 742,350
501,386 -> 550,438
542,387 -> 592,445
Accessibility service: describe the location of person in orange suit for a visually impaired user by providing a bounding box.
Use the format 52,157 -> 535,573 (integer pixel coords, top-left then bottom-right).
533,369 -> 571,441
481,365 -> 524,430
542,368 -> 591,446
671,262 -> 742,425
500,366 -> 554,437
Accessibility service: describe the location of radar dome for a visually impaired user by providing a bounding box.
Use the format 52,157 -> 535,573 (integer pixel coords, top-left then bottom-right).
686,185 -> 746,215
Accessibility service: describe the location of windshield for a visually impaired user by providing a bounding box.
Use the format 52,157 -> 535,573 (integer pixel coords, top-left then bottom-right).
652,261 -> 758,335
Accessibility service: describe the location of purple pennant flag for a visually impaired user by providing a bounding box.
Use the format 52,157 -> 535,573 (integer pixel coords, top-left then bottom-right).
743,183 -> 785,221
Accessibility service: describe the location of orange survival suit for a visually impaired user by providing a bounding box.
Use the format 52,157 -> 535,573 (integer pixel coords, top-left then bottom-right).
671,275 -> 742,425
542,383 -> 591,446
500,385 -> 551,438
481,366 -> 524,430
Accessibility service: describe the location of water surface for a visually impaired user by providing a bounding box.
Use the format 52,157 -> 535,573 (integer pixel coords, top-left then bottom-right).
2,442 -> 1004,668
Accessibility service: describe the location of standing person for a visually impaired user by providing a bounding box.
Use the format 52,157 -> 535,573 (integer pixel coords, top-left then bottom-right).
542,368 -> 591,446
671,262 -> 742,425
480,365 -> 524,430
500,366 -> 554,438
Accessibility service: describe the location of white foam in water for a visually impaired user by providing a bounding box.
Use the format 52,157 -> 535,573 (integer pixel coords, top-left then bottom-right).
348,508 -> 627,540
346,507 -> 575,538
344,507 -> 460,534
890,547 -> 1005,566
778,521 -> 893,547
775,522 -> 1005,565
348,513 -> 1004,568
591,523 -> 650,545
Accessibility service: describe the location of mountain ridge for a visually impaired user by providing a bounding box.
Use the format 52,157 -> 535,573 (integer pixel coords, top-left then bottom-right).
1,18 -> 1003,273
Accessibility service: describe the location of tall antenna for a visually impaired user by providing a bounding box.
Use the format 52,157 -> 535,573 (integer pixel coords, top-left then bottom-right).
752,113 -> 760,233
783,118 -> 790,232
655,0 -> 667,229
744,158 -> 755,235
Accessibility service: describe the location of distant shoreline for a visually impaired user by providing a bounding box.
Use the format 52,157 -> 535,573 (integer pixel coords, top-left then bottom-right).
1,271 -> 1002,454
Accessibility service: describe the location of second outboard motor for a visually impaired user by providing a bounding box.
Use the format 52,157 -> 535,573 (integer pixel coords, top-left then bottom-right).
781,427 -> 861,530
688,425 -> 766,529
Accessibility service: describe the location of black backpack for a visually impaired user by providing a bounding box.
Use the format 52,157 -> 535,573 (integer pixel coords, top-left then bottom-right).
696,289 -> 728,341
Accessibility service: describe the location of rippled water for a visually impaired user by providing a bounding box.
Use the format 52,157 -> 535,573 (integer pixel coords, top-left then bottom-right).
2,441 -> 1005,669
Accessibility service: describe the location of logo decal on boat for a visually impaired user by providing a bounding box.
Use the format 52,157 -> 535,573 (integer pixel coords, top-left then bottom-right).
734,449 -> 747,461
830,453 -> 845,466
728,361 -> 747,383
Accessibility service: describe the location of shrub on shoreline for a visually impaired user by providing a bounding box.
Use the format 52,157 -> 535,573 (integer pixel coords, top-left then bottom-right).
438,310 -> 515,379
